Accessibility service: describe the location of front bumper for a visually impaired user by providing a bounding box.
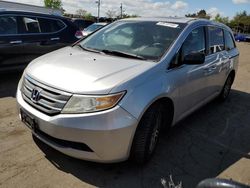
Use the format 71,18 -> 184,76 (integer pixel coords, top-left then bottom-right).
17,88 -> 138,163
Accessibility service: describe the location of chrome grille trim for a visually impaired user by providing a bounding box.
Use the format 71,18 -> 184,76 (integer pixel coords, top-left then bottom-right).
21,76 -> 72,115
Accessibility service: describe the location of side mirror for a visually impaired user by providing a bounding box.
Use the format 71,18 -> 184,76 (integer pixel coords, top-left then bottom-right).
184,52 -> 205,65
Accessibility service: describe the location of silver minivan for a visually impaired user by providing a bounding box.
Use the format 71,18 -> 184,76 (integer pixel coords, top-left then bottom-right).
17,17 -> 239,163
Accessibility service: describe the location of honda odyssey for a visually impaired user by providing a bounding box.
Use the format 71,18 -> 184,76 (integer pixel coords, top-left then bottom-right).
17,17 -> 239,163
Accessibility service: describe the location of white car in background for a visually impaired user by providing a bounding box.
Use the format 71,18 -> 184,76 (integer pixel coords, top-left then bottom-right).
82,22 -> 108,37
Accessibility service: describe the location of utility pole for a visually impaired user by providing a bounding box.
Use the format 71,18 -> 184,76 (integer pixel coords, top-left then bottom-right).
96,0 -> 100,22
120,3 -> 122,19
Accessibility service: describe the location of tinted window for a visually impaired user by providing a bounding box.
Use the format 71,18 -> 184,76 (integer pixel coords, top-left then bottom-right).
38,18 -> 65,33
181,27 -> 205,61
208,27 -> 224,54
80,21 -> 186,61
20,16 -> 41,33
224,30 -> 235,51
0,16 -> 17,35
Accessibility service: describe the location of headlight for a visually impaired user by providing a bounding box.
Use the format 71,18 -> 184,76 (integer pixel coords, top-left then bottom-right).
62,91 -> 125,113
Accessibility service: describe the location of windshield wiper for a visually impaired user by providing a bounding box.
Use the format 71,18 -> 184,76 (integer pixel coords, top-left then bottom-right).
77,45 -> 101,54
101,49 -> 147,60
77,46 -> 148,60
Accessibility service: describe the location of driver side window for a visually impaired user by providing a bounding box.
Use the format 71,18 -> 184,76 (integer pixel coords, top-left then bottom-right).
181,27 -> 206,61
170,27 -> 206,68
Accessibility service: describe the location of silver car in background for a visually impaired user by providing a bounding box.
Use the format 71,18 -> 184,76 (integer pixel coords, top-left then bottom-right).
82,22 -> 108,37
17,17 -> 239,163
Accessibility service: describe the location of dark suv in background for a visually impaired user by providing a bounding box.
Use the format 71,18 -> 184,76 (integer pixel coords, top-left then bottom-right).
0,11 -> 79,72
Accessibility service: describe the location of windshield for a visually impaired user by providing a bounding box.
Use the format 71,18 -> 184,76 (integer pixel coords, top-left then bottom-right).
85,23 -> 105,32
79,21 -> 186,61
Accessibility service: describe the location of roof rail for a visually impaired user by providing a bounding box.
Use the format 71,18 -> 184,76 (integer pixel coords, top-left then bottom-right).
0,9 -> 62,17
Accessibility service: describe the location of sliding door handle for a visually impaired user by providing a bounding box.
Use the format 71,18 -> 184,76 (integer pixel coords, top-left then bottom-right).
10,40 -> 22,44
50,37 -> 60,41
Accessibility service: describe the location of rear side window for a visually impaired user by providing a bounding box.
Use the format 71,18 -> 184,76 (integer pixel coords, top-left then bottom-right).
208,27 -> 224,54
38,18 -> 65,33
0,16 -> 17,35
224,30 -> 235,51
20,16 -> 41,33
18,16 -> 65,34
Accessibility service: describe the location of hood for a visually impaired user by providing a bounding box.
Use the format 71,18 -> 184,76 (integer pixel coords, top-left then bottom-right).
25,46 -> 154,94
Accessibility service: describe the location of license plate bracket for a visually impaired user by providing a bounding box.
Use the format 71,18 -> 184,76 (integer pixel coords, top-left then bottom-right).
20,109 -> 37,131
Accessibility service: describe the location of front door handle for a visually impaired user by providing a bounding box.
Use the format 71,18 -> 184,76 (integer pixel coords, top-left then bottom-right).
204,66 -> 217,73
208,66 -> 217,71
10,40 -> 22,44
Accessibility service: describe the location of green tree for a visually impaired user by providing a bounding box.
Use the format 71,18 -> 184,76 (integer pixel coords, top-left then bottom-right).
197,10 -> 210,19
186,9 -> 210,19
76,9 -> 87,17
214,14 -> 229,25
106,10 -> 117,19
119,14 -> 139,19
84,13 -> 94,21
185,13 -> 196,18
233,11 -> 250,25
230,11 -> 250,33
75,9 -> 94,20
44,0 -> 62,9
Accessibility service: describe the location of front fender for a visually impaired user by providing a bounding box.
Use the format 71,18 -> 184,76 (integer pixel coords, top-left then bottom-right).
113,64 -> 178,122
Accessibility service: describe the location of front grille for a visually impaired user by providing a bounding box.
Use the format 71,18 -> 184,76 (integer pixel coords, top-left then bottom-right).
21,76 -> 72,115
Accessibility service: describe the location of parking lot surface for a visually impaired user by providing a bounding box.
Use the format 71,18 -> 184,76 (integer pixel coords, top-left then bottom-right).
0,43 -> 250,188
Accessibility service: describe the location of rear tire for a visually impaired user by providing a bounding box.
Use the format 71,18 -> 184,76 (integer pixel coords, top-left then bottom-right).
218,74 -> 234,101
130,103 -> 164,164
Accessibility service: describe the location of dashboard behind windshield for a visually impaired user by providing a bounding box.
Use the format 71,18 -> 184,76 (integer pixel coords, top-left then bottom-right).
79,21 -> 187,61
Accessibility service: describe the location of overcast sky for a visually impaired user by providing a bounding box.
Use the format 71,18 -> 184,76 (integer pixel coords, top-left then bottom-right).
8,0 -> 250,18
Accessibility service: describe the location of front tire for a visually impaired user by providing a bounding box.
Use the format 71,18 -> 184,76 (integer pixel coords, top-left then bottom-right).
130,103 -> 164,164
